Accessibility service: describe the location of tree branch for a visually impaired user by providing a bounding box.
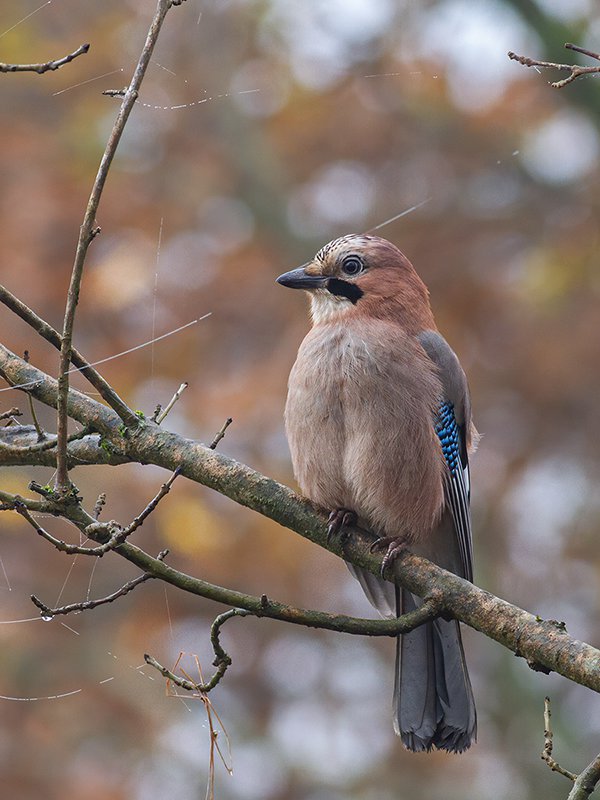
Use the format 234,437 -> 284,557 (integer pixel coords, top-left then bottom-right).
0,284 -> 136,422
4,467 -> 180,557
568,755 -> 600,800
154,382 -> 188,424
209,417 -> 233,450
144,608 -> 251,693
0,425 -> 128,467
0,43 -> 90,74
54,0 -> 187,492
0,407 -> 22,421
0,425 -> 89,455
542,697 -> 577,782
508,43 -> 600,89
541,697 -> 600,799
1,344 -> 599,692
31,569 -> 157,618
14,503 -> 125,556
1,479 -> 444,638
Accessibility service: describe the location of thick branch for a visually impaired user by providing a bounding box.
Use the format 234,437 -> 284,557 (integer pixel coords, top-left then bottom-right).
0,426 -> 89,455
0,43 -> 90,74
0,425 -> 128,467
1,344 -> 600,691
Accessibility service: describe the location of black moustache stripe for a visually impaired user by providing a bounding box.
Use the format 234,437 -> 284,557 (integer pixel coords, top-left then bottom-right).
327,278 -> 364,304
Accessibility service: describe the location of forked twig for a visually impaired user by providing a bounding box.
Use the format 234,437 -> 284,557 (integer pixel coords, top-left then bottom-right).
149,650 -> 233,800
7,469 -> 180,556
0,407 -> 21,421
508,43 -> 600,89
145,608 -> 250,693
542,697 -> 577,782
541,697 -> 600,799
0,285 -> 135,423
155,383 -> 188,424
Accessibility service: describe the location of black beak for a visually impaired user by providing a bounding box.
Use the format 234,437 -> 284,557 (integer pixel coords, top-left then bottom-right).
276,267 -> 327,290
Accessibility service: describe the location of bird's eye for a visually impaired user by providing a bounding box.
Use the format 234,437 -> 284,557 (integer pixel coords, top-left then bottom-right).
341,255 -> 364,276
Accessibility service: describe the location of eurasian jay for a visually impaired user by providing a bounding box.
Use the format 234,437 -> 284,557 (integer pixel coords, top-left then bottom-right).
277,234 -> 477,753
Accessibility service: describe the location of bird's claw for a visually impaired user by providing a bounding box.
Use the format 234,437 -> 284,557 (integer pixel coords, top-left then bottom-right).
369,536 -> 396,554
327,508 -> 357,544
379,538 -> 408,580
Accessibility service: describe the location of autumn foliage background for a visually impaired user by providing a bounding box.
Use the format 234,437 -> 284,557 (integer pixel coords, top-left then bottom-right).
1,1 -> 600,799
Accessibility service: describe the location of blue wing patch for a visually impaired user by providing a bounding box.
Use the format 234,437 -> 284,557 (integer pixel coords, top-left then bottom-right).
435,401 -> 473,582
435,401 -> 461,475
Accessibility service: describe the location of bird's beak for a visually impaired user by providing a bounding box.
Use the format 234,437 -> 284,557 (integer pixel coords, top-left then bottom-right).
276,267 -> 328,290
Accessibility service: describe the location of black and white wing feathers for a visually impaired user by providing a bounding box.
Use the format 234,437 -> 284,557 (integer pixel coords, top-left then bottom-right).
417,330 -> 475,582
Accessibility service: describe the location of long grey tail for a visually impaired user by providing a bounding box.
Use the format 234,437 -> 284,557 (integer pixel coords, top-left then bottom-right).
395,588 -> 477,753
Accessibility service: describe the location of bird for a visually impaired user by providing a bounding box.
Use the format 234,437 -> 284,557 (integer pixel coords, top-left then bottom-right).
277,234 -> 477,753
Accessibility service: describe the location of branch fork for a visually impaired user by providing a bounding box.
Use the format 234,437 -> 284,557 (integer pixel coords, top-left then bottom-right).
508,43 -> 600,88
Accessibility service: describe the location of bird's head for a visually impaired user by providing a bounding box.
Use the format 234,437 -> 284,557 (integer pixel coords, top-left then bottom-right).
276,234 -> 434,329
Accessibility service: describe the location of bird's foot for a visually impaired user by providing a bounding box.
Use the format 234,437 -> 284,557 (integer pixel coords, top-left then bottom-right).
327,508 -> 357,544
370,536 -> 409,579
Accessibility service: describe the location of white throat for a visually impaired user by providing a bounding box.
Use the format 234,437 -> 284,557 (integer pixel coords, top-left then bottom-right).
309,289 -> 354,325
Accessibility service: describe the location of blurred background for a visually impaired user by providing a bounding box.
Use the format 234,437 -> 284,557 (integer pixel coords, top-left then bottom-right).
1,1 -> 600,798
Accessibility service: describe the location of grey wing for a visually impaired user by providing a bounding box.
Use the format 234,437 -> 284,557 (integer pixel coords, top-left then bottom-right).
417,330 -> 475,582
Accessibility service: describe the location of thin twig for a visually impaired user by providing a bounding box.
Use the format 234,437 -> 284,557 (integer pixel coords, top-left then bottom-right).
145,653 -> 204,691
542,697 -> 577,782
0,407 -> 21,421
93,493 -> 106,520
565,42 -> 600,62
508,43 -> 600,89
209,417 -> 233,450
26,392 -> 45,441
148,649 -> 233,799
31,573 -> 153,617
155,383 -> 188,424
0,43 -> 90,74
121,467 -> 181,534
29,480 -> 69,500
22,351 -> 45,440
14,503 -> 124,556
145,608 -> 250,693
54,0 -> 186,492
30,549 -> 168,618
0,490 -> 46,513
0,285 -> 137,423
6,467 -> 179,555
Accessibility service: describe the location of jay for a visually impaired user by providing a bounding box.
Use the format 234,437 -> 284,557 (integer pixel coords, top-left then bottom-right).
277,234 -> 477,753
